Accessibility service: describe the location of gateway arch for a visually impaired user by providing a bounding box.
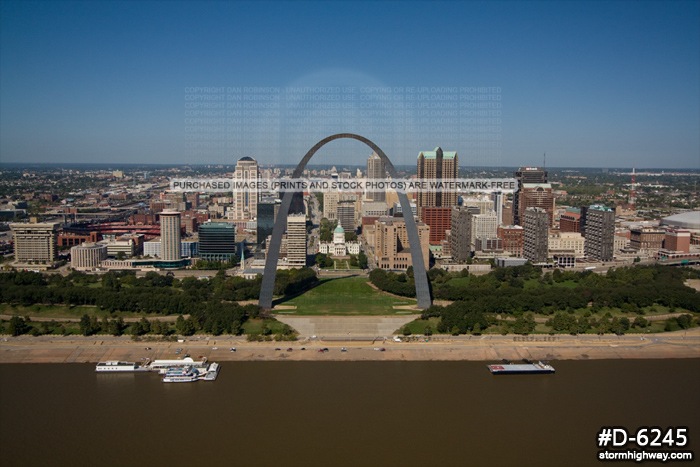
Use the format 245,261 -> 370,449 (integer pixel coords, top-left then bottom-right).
258,133 -> 432,310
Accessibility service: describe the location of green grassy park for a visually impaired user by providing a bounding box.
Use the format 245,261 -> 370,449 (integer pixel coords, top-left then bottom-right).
280,276 -> 416,315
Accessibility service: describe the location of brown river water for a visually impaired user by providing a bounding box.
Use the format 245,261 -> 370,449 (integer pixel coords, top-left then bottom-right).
1,360 -> 698,467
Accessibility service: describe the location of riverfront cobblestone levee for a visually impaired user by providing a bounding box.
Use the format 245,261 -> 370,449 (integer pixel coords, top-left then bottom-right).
1,328 -> 698,363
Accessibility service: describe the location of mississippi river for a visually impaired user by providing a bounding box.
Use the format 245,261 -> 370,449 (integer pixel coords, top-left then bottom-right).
1,360 -> 698,467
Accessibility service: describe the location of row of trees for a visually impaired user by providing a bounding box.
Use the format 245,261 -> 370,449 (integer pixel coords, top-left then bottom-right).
372,265 -> 699,316
315,253 -> 334,268
0,268 -> 319,313
400,265 -> 699,336
273,268 -> 318,296
191,257 -> 239,270
1,282 -> 199,314
1,268 -> 320,337
6,301 -> 264,338
319,218 -> 336,242
315,252 -> 368,269
544,312 -> 649,335
349,252 -> 368,269
448,266 -> 698,314
369,269 -> 417,297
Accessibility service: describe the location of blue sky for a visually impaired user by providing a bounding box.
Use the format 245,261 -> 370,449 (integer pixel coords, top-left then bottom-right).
1,0 -> 698,168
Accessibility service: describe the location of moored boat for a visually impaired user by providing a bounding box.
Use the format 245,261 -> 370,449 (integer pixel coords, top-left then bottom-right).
95,361 -> 147,372
200,362 -> 220,381
162,366 -> 200,383
148,357 -> 208,374
487,361 -> 555,375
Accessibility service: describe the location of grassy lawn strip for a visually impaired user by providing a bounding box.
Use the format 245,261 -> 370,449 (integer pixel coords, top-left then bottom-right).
401,317 -> 440,335
281,276 -> 416,315
242,318 -> 288,335
0,304 -> 173,320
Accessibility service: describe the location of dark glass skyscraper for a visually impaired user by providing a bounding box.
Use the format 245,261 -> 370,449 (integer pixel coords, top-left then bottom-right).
257,199 -> 277,246
584,205 -> 615,261
199,222 -> 236,261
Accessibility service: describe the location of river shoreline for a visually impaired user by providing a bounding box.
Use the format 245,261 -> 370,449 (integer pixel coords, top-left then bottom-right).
1,328 -> 699,363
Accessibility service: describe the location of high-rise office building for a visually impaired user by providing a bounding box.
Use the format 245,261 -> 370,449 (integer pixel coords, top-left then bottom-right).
374,217 -> 430,270
516,166 -> 548,184
491,191 -> 504,226
450,206 -> 476,263
286,214 -> 307,268
70,242 -> 108,270
323,192 -> 339,221
421,207 -> 452,245
257,198 -> 278,247
366,152 -> 386,202
337,199 -> 356,233
502,201 -> 514,226
472,212 -> 499,246
416,147 -> 458,214
523,207 -> 549,263
513,167 -> 548,225
10,222 -> 60,265
233,156 -> 259,221
584,205 -> 615,261
517,183 -> 555,227
159,210 -> 182,261
448,206 -> 497,263
199,222 -> 236,261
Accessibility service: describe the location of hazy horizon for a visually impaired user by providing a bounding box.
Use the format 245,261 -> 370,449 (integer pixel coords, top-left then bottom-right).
2,161 -> 698,173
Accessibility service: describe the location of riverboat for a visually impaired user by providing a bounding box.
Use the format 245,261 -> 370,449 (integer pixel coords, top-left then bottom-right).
161,362 -> 220,383
162,366 -> 200,383
148,357 -> 208,374
95,361 -> 147,372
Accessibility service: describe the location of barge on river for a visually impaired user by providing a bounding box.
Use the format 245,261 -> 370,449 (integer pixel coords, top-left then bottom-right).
487,361 -> 555,375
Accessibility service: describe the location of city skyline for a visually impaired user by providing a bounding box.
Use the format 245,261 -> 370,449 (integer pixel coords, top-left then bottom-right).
1,1 -> 699,169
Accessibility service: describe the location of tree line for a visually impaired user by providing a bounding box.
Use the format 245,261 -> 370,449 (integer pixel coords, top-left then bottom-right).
372,264 -> 699,315
1,268 -> 320,336
0,268 -> 318,312
372,264 -> 700,335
